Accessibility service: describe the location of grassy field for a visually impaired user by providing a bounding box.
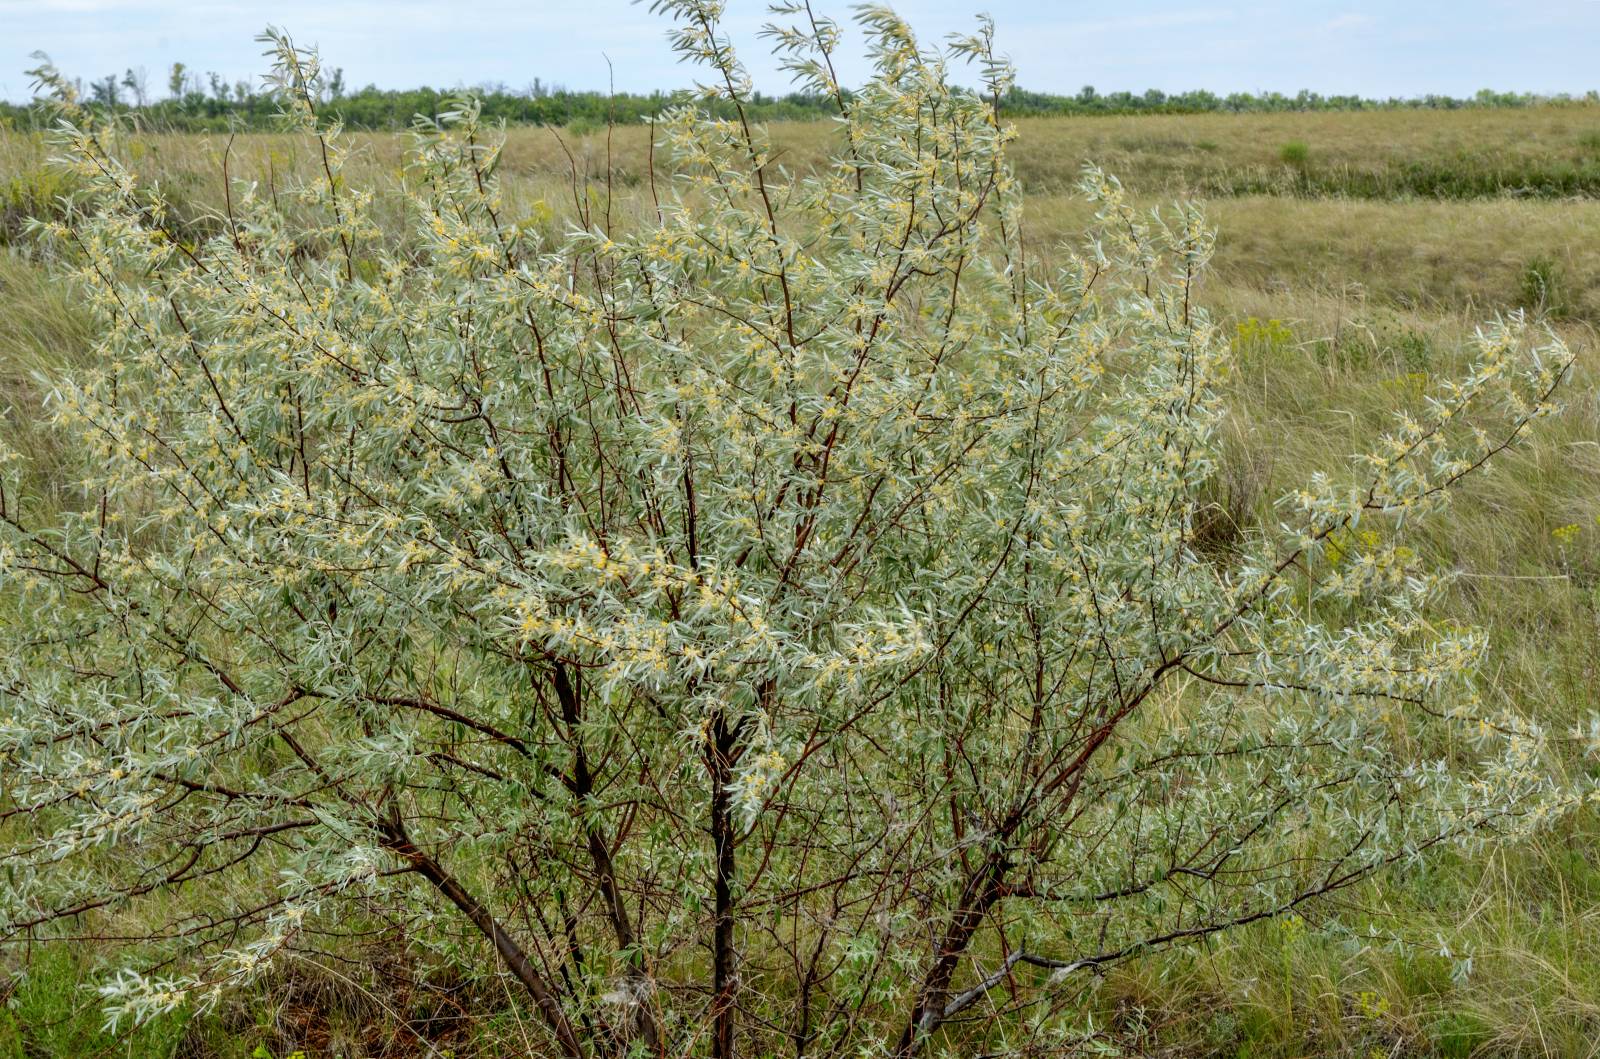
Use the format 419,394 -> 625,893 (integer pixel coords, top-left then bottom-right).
2,104 -> 1599,1057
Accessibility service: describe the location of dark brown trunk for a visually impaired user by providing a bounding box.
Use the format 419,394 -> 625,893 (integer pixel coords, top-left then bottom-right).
707,710 -> 740,1059
893,853 -> 1009,1058
553,661 -> 663,1055
381,820 -> 584,1059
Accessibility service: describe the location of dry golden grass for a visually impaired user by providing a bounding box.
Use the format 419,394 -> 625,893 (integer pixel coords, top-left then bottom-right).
1022,192 -> 1600,317
11,106 -> 1600,312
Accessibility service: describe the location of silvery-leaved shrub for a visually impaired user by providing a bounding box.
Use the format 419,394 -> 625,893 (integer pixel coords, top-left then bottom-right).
0,4 -> 1584,1056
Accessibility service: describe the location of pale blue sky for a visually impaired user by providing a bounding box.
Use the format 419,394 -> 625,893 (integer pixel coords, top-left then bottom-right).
1,1 -> 1596,103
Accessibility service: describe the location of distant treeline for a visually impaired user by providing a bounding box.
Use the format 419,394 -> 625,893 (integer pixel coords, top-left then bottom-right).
2,65 -> 1595,132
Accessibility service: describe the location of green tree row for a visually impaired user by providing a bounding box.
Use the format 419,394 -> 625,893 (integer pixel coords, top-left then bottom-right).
3,59 -> 1595,132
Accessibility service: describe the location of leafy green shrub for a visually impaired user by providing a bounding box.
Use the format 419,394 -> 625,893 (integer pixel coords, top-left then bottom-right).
1519,254 -> 1571,318
1311,318 -> 1435,376
1390,327 -> 1434,373
1279,140 -> 1310,167
0,6 -> 1585,1058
